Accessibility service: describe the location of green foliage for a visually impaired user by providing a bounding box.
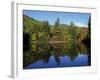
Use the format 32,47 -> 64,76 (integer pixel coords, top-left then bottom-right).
42,20 -> 50,33
23,15 -> 89,46
23,15 -> 91,68
54,18 -> 60,27
66,22 -> 77,42
23,15 -> 41,33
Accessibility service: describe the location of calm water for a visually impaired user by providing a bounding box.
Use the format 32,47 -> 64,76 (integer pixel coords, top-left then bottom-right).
23,42 -> 90,69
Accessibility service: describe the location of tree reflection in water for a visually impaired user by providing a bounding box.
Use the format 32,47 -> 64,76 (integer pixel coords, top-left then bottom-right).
23,42 -> 90,69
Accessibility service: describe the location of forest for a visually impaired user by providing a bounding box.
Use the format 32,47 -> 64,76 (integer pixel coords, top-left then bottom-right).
23,13 -> 91,68
23,15 -> 91,51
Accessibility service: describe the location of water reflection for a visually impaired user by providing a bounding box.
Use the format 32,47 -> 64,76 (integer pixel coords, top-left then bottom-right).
23,42 -> 90,69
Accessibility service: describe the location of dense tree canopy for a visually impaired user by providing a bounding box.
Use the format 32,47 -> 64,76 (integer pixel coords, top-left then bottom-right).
23,15 -> 89,49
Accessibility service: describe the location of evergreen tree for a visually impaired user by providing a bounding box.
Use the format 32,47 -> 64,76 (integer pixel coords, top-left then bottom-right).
55,18 -> 60,27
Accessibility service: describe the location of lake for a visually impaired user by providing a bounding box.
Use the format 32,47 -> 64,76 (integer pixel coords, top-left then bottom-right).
23,42 -> 91,69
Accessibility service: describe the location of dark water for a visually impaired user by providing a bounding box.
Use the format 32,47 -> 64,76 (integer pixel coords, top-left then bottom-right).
23,42 -> 91,69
